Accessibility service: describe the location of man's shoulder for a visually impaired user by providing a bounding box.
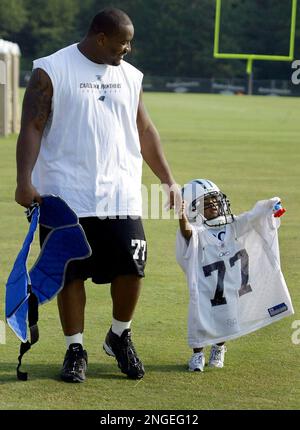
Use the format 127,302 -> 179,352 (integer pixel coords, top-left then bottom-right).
120,60 -> 143,78
34,44 -> 77,64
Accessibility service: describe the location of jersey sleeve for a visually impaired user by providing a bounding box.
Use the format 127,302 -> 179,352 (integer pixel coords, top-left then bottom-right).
234,197 -> 281,237
235,197 -> 282,269
249,197 -> 281,231
176,226 -> 198,273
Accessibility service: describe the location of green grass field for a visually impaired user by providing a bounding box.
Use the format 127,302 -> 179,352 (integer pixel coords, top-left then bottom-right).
0,92 -> 299,410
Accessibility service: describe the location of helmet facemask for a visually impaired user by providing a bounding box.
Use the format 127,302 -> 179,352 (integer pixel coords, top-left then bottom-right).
191,191 -> 234,227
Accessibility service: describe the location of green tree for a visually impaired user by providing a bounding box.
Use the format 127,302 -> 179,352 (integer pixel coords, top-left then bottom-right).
0,0 -> 27,39
16,0 -> 79,68
219,0 -> 298,79
1,0 -> 300,80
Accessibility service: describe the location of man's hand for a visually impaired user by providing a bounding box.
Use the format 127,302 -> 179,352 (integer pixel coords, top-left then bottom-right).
163,183 -> 182,213
15,183 -> 42,208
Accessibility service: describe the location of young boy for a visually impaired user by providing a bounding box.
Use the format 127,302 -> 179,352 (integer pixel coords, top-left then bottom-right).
176,179 -> 293,372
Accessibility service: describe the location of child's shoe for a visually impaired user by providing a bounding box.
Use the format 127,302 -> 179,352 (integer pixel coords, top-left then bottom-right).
188,352 -> 205,372
208,344 -> 227,368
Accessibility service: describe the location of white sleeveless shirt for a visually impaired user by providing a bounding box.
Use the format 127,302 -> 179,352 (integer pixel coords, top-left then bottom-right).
32,43 -> 143,217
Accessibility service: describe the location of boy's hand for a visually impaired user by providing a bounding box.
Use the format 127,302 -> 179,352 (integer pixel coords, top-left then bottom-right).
179,200 -> 187,220
179,200 -> 192,240
273,201 -> 286,218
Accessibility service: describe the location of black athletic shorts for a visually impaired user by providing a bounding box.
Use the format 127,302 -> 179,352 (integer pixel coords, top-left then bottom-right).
39,216 -> 147,285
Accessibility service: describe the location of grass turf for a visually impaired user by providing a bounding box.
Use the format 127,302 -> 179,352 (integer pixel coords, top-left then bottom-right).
0,92 -> 299,409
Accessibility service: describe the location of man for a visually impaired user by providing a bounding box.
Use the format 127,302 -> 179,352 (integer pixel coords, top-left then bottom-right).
15,8 -> 180,383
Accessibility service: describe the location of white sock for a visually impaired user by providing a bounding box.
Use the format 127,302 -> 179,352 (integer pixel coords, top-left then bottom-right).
65,333 -> 83,349
111,318 -> 132,337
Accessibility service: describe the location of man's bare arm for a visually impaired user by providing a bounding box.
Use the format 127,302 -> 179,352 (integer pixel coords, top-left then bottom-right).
15,68 -> 53,207
137,90 -> 175,185
137,90 -> 181,210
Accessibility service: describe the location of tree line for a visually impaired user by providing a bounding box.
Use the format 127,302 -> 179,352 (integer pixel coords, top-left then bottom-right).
1,0 -> 299,80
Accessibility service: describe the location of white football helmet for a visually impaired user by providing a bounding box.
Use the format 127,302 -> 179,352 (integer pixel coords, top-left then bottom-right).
182,179 -> 234,226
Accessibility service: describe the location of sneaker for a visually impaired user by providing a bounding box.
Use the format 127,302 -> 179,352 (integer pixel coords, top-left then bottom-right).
103,328 -> 145,379
60,343 -> 88,383
188,352 -> 205,372
208,344 -> 227,368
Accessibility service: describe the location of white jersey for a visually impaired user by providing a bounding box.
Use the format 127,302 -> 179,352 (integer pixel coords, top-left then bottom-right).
176,198 -> 294,348
32,44 -> 143,217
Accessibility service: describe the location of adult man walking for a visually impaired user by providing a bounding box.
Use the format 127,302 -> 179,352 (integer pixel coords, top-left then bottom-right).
15,8 -> 179,382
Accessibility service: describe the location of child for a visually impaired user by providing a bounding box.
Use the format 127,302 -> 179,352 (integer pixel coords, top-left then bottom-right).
176,179 -> 293,372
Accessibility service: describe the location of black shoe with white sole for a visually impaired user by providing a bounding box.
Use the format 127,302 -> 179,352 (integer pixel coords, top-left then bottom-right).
103,328 -> 145,379
60,343 -> 88,383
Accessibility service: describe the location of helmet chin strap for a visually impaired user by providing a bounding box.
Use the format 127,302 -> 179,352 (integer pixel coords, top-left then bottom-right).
190,213 -> 234,227
204,215 -> 234,227
204,216 -> 227,227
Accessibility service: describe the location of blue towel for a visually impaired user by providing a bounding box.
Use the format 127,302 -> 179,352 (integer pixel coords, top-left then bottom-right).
5,206 -> 40,342
5,195 -> 91,379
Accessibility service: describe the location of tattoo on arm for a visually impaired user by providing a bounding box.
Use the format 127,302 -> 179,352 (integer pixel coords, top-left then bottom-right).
21,68 -> 53,131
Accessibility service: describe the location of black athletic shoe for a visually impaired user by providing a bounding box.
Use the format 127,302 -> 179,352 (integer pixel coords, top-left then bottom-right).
103,328 -> 145,379
60,343 -> 88,383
